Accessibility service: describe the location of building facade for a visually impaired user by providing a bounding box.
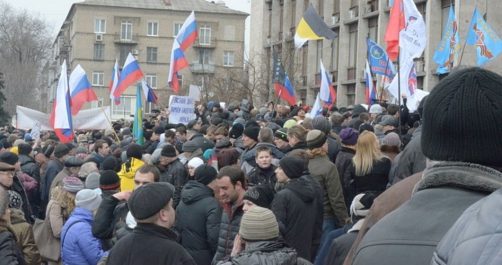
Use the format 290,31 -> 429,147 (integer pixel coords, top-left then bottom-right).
48,0 -> 247,120
250,0 -> 502,107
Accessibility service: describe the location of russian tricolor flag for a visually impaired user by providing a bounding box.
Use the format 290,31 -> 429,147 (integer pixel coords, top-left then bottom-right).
109,59 -> 121,105
319,60 -> 336,106
51,61 -> 74,143
69,64 -> 97,115
113,53 -> 144,98
141,79 -> 158,104
168,11 -> 197,93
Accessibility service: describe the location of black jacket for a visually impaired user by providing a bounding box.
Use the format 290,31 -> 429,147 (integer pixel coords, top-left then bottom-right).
159,159 -> 188,208
143,140 -> 159,155
218,240 -> 312,265
176,181 -> 222,265
92,193 -> 129,250
391,126 -> 426,185
212,201 -> 244,265
107,223 -> 196,265
272,176 -> 323,261
348,157 -> 391,201
19,154 -> 41,218
327,135 -> 341,163
0,226 -> 26,265
335,147 -> 356,209
246,165 -> 277,188
41,159 -> 63,206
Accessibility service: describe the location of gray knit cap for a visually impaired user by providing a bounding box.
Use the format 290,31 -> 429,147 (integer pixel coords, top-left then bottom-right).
239,206 -> 279,241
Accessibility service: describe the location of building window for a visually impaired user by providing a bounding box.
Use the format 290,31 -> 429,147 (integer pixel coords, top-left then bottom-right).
348,24 -> 358,68
368,17 -> 378,42
147,21 -> 159,36
199,25 -> 211,45
146,47 -> 158,63
331,29 -> 339,70
223,51 -> 234,66
198,49 -> 211,64
111,96 -> 134,116
94,43 -> 104,60
121,21 -> 133,41
173,23 -> 183,37
92,72 -> 104,86
145,74 -> 157,89
94,19 -> 106,33
346,84 -> 355,105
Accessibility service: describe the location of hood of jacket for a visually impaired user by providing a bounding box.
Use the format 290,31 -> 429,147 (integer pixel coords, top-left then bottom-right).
181,180 -> 214,204
9,208 -> 26,225
232,240 -> 298,265
285,177 -> 315,203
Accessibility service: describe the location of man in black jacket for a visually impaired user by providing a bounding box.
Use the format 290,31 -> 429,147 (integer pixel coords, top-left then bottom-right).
92,165 -> 161,250
176,165 -> 222,265
107,182 -> 195,265
157,145 -> 188,208
212,166 -> 246,265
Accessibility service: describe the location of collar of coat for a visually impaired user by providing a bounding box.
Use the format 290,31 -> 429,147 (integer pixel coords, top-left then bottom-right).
134,223 -> 178,241
414,162 -> 502,195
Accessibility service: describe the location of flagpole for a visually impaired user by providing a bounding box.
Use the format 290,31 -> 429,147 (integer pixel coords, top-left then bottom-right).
100,106 -> 121,143
397,48 -> 402,136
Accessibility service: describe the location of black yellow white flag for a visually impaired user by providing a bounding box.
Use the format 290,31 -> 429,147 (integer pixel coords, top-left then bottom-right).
294,4 -> 337,48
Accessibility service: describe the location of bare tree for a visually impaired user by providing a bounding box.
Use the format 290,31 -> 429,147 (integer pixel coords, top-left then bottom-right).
0,2 -> 52,113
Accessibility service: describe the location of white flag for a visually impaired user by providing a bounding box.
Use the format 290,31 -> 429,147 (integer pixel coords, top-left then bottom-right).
399,0 -> 426,59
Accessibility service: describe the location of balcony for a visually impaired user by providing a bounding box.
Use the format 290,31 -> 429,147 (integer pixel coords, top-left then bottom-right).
193,38 -> 216,48
190,63 -> 215,74
114,33 -> 139,44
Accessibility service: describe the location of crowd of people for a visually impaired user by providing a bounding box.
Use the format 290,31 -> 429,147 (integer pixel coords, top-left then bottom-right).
0,67 -> 501,265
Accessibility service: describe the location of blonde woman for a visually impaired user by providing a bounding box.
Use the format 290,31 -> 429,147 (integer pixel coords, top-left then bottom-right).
45,176 -> 84,265
348,131 -> 391,201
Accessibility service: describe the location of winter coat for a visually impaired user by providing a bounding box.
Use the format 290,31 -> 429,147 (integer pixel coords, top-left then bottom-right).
272,176 -> 323,261
343,172 -> 422,265
308,155 -> 348,227
347,157 -> 391,202
176,181 -> 222,265
240,144 -> 258,176
107,223 -> 196,265
431,188 -> 502,265
19,154 -> 40,183
218,241 -> 313,265
212,201 -> 244,265
10,208 -> 41,265
12,174 -> 34,224
190,133 -> 215,153
50,168 -> 71,194
159,158 -> 188,208
118,158 -> 144,192
61,208 -> 107,265
327,134 -> 341,163
87,152 -> 105,169
42,159 -> 64,205
246,165 -> 277,188
325,232 -> 358,265
92,193 -> 129,250
0,221 -> 26,265
335,147 -> 356,208
351,162 -> 502,265
142,140 -> 159,155
390,126 -> 425,185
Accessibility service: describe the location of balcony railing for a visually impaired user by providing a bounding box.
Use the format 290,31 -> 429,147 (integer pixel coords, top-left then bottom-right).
193,38 -> 217,48
113,33 -> 139,44
190,63 -> 215,74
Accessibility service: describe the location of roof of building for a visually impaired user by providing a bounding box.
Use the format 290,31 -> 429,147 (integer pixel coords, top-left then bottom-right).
76,0 -> 248,16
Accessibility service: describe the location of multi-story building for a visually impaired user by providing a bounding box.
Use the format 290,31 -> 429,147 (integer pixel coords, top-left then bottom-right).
48,0 -> 247,120
250,0 -> 502,107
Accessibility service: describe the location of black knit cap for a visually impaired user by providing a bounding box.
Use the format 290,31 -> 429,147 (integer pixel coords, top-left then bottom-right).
54,143 -> 70,158
0,152 -> 18,166
128,182 -> 174,220
279,156 -> 304,179
421,67 -> 502,167
99,170 -> 120,191
194,165 -> 218,185
243,184 -> 275,209
229,123 -> 244,139
274,128 -> 288,142
126,144 -> 143,160
243,126 -> 260,142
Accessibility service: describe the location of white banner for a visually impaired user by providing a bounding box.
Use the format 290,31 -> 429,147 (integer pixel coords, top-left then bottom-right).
168,96 -> 196,125
15,106 -> 112,131
188,85 -> 201,101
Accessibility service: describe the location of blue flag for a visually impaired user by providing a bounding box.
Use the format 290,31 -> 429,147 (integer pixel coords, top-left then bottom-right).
367,38 -> 396,79
466,8 -> 502,65
133,84 -> 144,145
433,6 -> 460,74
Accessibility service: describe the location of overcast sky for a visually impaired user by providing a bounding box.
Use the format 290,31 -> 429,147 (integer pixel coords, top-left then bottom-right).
5,0 -> 250,40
